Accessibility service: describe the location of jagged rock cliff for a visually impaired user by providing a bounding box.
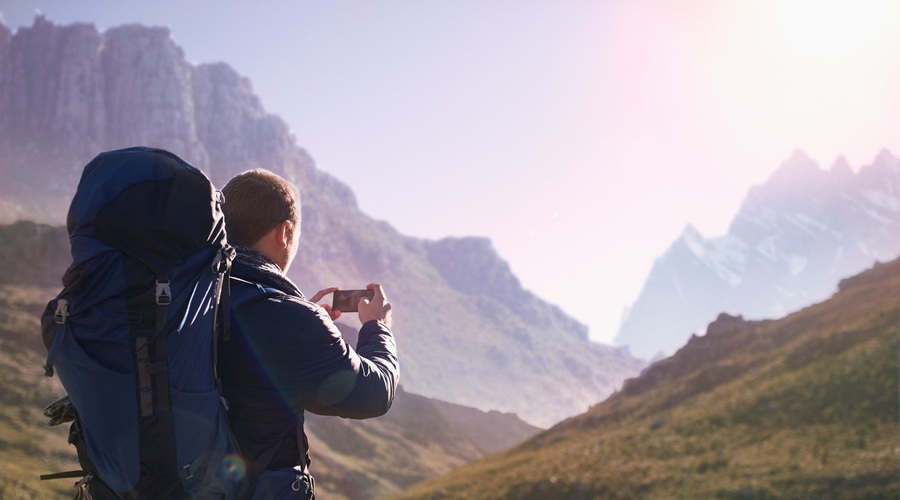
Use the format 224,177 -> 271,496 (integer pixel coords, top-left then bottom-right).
0,17 -> 644,426
0,16 -> 312,215
426,237 -> 588,337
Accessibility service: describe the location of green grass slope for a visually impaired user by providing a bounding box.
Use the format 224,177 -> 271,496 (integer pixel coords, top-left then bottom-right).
395,259 -> 900,499
305,386 -> 540,499
0,284 -> 75,499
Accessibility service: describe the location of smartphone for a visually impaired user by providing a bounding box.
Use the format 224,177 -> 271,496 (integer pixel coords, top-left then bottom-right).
332,289 -> 375,312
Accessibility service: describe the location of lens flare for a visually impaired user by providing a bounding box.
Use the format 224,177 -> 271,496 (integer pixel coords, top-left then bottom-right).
222,454 -> 247,482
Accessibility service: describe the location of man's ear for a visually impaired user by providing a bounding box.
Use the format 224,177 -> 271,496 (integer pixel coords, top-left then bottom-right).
277,220 -> 293,249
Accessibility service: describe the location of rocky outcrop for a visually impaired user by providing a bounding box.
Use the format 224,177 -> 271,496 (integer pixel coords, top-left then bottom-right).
0,17 -> 103,158
101,25 -> 207,165
0,22 -> 13,110
0,16 -> 315,217
427,236 -> 587,336
191,62 -> 296,183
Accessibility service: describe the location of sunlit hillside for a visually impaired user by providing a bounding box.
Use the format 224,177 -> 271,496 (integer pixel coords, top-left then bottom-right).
0,284 -> 74,499
395,258 -> 900,499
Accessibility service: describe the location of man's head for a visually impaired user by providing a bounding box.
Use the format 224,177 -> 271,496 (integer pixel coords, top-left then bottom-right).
222,169 -> 301,272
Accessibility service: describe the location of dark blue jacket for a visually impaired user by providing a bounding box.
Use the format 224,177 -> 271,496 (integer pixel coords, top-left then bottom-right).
218,255 -> 399,472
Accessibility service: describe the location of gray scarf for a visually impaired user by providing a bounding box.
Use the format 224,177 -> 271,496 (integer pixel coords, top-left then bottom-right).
232,246 -> 305,299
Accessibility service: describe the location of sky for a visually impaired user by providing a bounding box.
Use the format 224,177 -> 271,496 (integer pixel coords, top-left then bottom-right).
2,0 -> 899,346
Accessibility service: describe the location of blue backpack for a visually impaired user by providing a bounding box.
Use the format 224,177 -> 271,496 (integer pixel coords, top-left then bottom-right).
41,147 -> 249,498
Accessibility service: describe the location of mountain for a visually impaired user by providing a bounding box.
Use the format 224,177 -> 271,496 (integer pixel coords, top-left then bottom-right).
0,222 -> 540,499
616,149 -> 900,359
0,16 -> 645,427
395,257 -> 900,499
0,16 -> 303,222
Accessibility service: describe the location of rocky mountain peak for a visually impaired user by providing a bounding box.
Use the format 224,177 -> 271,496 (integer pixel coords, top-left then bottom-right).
617,150 -> 900,359
829,155 -> 853,177
861,147 -> 900,183
767,149 -> 821,185
875,147 -> 898,166
680,223 -> 702,240
704,312 -> 746,337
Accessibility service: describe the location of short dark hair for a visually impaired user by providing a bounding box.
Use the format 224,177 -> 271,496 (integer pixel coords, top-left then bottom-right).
221,169 -> 300,246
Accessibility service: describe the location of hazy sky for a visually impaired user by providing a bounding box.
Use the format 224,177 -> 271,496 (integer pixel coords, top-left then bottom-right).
2,1 -> 899,346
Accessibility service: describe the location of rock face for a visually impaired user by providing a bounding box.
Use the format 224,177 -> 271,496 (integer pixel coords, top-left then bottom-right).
0,17 -> 644,426
0,17 -> 103,158
0,16 -> 309,211
616,149 -> 900,359
191,62 -> 297,179
101,25 -> 207,165
426,237 -> 587,337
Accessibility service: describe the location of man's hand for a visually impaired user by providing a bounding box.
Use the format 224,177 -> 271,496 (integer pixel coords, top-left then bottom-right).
310,286 -> 341,321
358,283 -> 392,328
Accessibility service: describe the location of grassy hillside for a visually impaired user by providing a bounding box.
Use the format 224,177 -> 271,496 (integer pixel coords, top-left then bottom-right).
306,386 -> 540,499
0,284 -> 75,499
395,259 -> 900,499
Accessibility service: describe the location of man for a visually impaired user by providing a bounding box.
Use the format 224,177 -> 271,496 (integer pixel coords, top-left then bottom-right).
218,169 -> 398,498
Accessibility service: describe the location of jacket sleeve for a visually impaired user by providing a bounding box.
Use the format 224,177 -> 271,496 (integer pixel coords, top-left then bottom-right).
285,301 -> 399,418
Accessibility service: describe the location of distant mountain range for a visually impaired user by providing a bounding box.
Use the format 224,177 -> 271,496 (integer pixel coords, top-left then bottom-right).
398,256 -> 900,498
617,149 -> 900,359
0,16 -> 645,427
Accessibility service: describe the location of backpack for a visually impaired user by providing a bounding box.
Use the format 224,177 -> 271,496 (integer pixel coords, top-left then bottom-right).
40,147 -> 249,499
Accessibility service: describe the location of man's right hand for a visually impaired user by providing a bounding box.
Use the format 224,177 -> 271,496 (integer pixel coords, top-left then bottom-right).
358,283 -> 392,328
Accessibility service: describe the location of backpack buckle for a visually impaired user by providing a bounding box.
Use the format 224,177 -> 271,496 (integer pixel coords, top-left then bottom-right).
156,280 -> 172,305
54,299 -> 70,325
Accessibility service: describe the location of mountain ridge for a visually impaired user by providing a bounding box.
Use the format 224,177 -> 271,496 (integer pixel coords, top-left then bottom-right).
616,148 -> 900,358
